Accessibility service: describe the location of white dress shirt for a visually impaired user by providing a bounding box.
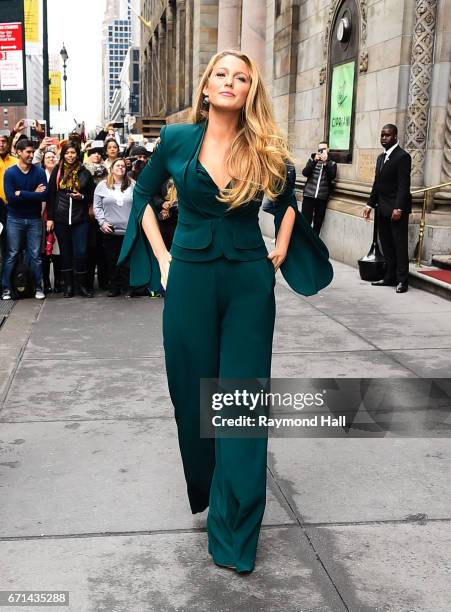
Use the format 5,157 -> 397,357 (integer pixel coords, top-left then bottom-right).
366,141 -> 400,209
383,141 -> 399,164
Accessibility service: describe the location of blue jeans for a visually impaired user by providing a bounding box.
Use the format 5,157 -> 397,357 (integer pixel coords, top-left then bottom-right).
2,216 -> 43,291
55,221 -> 90,273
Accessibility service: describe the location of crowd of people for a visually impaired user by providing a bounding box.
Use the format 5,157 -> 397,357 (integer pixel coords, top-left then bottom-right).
0,120 -> 178,300
0,115 -> 411,301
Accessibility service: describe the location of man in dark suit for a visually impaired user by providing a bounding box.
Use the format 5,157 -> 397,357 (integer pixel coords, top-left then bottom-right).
363,124 -> 412,293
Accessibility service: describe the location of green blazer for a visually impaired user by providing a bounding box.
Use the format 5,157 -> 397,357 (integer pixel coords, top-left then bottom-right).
118,121 -> 333,295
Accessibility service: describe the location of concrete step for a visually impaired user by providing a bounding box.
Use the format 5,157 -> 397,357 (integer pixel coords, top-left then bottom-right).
409,263 -> 451,300
432,254 -> 451,270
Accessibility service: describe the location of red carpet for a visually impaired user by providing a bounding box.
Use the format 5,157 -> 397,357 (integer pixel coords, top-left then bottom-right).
418,269 -> 451,284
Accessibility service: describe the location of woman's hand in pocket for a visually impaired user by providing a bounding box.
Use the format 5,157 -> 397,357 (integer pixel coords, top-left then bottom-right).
267,246 -> 287,271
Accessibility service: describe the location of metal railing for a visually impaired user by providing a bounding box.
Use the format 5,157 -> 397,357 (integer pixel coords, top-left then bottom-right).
411,180 -> 451,267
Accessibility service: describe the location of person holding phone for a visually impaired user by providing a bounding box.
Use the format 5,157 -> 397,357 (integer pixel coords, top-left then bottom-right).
93,158 -> 134,297
46,141 -> 95,298
33,135 -> 58,165
301,141 -> 337,235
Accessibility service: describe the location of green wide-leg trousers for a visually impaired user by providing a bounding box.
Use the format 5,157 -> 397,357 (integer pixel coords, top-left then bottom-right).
163,256 -> 276,572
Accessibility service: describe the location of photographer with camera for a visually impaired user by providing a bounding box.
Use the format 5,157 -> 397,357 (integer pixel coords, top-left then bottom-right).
301,141 -> 337,235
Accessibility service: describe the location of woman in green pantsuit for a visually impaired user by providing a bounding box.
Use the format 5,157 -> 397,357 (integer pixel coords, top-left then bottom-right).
118,50 -> 333,573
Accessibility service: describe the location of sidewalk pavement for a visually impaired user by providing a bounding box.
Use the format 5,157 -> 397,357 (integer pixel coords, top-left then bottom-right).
0,260 -> 450,612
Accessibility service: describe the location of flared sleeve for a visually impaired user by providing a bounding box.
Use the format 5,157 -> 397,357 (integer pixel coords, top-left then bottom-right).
118,126 -> 170,289
263,164 -> 334,296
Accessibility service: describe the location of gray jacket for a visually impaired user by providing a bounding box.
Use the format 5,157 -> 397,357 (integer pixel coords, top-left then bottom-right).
93,180 -> 135,235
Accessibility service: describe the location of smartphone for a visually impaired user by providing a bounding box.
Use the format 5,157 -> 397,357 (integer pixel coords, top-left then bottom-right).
48,137 -> 59,145
23,119 -> 36,128
112,122 -> 124,128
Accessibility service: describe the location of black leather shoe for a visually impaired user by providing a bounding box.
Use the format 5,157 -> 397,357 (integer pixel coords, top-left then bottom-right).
371,279 -> 396,286
396,283 -> 408,293
107,289 -> 121,297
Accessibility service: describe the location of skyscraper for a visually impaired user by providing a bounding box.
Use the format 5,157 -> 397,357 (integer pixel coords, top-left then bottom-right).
101,0 -> 132,123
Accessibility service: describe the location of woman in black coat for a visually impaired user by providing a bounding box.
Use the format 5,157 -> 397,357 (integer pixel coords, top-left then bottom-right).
47,141 -> 95,297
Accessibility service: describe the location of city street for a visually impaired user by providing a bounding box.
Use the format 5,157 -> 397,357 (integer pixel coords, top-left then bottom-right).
0,260 -> 450,612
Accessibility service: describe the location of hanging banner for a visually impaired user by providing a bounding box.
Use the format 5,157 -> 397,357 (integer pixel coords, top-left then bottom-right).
24,0 -> 39,44
329,60 -> 355,151
49,70 -> 62,107
0,1 -> 27,105
0,22 -> 24,91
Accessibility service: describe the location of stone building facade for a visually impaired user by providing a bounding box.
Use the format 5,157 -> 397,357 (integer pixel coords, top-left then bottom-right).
139,0 -> 451,265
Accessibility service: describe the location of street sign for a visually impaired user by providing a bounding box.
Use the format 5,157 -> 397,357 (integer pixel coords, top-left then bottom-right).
0,1 -> 27,106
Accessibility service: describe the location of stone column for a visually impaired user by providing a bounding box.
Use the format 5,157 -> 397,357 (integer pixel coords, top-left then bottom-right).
185,0 -> 194,107
143,47 -> 150,117
240,0 -> 266,72
176,0 -> 186,111
151,34 -> 158,116
441,72 -> 451,183
404,0 -> 438,185
192,0 -> 219,87
272,0 -> 299,148
158,20 -> 167,115
166,2 -> 177,114
217,0 -> 240,51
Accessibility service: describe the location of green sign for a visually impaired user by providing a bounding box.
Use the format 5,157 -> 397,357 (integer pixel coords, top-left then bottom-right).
329,61 -> 355,150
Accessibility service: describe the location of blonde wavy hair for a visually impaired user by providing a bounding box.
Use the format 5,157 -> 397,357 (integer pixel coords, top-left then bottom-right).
191,50 -> 293,209
165,180 -> 177,205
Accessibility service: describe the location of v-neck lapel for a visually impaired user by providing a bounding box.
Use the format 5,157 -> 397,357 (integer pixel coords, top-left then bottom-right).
196,121 -> 233,192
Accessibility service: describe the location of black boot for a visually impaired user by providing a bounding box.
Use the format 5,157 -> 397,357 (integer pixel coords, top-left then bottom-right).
75,271 -> 94,298
42,255 -> 52,293
62,270 -> 74,298
53,255 -> 62,293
